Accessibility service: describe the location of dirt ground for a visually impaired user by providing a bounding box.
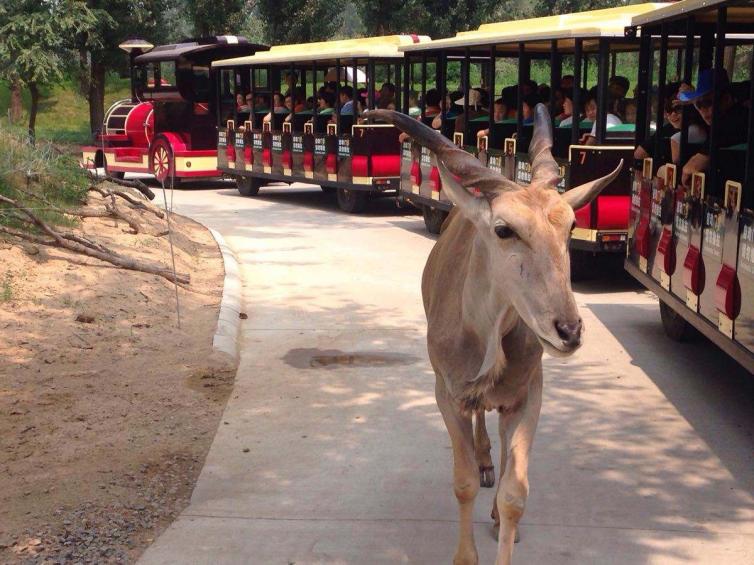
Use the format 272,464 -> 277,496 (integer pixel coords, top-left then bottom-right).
0,186 -> 234,563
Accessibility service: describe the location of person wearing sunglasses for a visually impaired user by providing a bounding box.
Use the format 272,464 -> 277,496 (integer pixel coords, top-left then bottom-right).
679,68 -> 748,187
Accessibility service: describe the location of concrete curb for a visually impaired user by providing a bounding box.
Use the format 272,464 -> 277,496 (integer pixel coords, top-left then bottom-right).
209,228 -> 242,361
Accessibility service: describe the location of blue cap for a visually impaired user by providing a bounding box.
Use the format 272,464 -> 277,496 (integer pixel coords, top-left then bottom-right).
678,68 -> 729,102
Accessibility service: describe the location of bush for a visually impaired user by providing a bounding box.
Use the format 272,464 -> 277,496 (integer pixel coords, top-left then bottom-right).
0,125 -> 89,230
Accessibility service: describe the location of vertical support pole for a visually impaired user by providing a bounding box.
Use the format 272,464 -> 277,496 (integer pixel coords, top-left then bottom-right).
368,59 -> 376,110
708,6 -> 727,195
402,56 -> 410,114
610,51 -> 617,78
463,48 -> 470,125
675,47 -> 683,80
250,65 -> 256,128
550,40 -> 561,116
489,45 -> 496,131
572,38 -> 583,145
634,31 -> 652,157
595,39 -> 610,145
680,16 -> 695,164
583,53 -> 589,90
744,43 -> 754,208
517,42 -> 525,140
654,26 -> 668,161
440,51 -> 447,123
421,53 -> 427,119
334,59 -> 340,128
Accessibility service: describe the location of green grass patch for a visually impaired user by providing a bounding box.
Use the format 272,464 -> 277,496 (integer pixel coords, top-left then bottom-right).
0,75 -> 131,145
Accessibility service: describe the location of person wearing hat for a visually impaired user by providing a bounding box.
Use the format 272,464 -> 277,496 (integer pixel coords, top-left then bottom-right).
452,88 -> 487,134
679,68 -> 748,187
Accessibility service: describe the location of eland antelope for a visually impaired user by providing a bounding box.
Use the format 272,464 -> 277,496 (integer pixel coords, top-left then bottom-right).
369,105 -> 621,564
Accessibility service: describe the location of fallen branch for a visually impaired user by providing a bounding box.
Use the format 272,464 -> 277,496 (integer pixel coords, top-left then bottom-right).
0,195 -> 189,284
88,173 -> 155,200
88,186 -> 164,219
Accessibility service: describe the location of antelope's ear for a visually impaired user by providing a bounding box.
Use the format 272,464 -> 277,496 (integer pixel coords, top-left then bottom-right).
562,160 -> 623,211
436,159 -> 492,228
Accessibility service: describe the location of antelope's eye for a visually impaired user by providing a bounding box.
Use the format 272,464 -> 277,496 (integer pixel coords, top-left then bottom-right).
494,224 -> 516,239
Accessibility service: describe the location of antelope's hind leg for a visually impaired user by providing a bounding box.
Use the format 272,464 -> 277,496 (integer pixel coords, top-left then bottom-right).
436,377 -> 480,565
473,409 -> 495,488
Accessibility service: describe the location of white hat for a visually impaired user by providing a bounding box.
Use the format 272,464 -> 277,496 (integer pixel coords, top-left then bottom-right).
455,89 -> 482,108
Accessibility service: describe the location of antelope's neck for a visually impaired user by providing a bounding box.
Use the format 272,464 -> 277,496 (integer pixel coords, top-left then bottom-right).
461,233 -> 518,342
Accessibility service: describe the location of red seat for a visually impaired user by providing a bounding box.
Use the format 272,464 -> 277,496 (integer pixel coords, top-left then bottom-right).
574,195 -> 630,230
352,155 -> 368,177
371,155 -> 400,177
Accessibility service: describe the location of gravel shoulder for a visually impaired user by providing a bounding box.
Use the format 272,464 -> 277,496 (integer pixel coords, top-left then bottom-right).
0,189 -> 234,563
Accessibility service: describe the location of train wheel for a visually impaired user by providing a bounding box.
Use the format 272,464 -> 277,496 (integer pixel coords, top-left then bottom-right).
659,301 -> 694,342
236,175 -> 261,196
422,206 -> 448,234
336,187 -> 367,213
150,138 -> 180,187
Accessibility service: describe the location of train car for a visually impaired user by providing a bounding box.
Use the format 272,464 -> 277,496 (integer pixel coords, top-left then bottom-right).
81,36 -> 266,185
212,35 -> 430,212
395,4 -> 669,277
625,0 -> 754,373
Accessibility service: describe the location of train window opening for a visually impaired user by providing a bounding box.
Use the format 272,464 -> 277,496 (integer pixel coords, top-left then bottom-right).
159,61 -> 176,87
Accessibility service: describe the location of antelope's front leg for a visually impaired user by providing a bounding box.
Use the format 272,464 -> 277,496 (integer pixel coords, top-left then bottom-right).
436,378 -> 480,565
473,409 -> 495,488
495,367 -> 543,565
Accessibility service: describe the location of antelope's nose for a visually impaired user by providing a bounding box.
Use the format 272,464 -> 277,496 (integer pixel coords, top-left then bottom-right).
555,319 -> 582,348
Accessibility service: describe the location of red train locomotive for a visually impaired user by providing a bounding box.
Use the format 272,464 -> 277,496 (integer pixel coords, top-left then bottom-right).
81,36 -> 266,184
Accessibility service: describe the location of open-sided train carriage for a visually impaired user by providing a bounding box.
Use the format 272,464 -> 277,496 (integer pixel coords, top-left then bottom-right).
81,36 -> 266,185
212,35 -> 430,212
395,3 -> 668,276
625,0 -> 754,373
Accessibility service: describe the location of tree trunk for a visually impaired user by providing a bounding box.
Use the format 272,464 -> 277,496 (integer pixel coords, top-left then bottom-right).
9,79 -> 22,124
89,59 -> 106,136
79,47 -> 90,99
28,82 -> 39,143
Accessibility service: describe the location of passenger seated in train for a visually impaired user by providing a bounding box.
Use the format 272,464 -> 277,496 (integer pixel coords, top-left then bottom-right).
283,71 -> 298,97
679,68 -> 748,187
316,89 -> 336,115
430,90 -> 463,130
254,93 -> 270,112
339,85 -> 354,114
423,88 -> 442,116
283,90 -> 307,122
378,83 -> 396,110
408,91 -> 422,117
560,75 -> 575,90
579,86 -> 622,145
476,98 -> 507,140
451,88 -> 487,133
556,88 -> 586,127
609,75 -> 630,99
236,93 -> 249,112
522,93 -> 540,125
634,82 -> 707,163
262,92 -> 287,123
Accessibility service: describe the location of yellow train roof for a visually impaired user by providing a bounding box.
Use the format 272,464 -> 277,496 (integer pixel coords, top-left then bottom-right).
631,0 -> 754,27
400,3 -> 672,53
213,35 -> 430,67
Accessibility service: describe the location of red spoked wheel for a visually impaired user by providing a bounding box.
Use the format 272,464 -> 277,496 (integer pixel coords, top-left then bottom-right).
150,137 -> 180,187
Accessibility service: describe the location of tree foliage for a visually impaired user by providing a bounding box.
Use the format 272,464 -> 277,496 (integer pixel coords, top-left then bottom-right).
187,0 -> 247,36
0,0 -> 98,138
257,0 -> 341,44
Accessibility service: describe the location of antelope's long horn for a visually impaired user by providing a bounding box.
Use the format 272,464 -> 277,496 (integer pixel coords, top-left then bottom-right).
529,103 -> 561,187
366,109 -> 518,195
563,160 -> 624,210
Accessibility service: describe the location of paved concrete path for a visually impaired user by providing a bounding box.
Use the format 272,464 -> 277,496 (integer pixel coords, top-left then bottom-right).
140,183 -> 754,564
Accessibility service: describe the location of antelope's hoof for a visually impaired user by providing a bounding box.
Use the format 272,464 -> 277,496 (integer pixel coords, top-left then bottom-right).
479,465 -> 495,488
